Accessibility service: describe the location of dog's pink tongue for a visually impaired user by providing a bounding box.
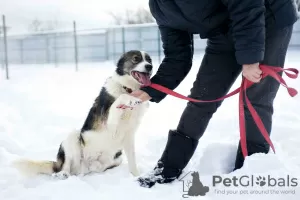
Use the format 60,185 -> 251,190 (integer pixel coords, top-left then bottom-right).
137,72 -> 151,86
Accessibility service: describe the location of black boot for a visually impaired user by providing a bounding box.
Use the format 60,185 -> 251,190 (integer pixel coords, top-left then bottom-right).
138,129 -> 199,188
233,141 -> 270,171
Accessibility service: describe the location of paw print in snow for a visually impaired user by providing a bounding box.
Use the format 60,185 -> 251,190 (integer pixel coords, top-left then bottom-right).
256,176 -> 266,186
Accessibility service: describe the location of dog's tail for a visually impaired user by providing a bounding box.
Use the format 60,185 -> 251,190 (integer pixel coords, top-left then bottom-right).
12,159 -> 63,176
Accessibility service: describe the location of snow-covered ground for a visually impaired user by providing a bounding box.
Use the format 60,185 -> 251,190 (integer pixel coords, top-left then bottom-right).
0,50 -> 300,200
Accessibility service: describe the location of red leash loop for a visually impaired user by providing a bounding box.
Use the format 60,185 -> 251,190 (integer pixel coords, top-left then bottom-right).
148,65 -> 298,158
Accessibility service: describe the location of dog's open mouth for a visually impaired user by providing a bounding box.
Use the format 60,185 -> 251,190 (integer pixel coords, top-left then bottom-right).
131,71 -> 151,86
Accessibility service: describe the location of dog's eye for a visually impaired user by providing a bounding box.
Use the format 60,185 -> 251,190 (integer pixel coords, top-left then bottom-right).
132,56 -> 139,63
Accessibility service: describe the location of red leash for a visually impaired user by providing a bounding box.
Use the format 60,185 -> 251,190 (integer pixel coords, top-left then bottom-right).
148,65 -> 299,158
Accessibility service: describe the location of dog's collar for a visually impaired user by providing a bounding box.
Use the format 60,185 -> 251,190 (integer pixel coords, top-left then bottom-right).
123,86 -> 133,94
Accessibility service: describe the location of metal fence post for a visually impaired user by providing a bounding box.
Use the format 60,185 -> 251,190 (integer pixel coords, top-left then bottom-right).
112,28 -> 116,62
20,39 -> 24,64
139,27 -> 142,50
46,36 -> 50,63
2,15 -> 9,80
54,33 -> 58,67
73,21 -> 78,71
122,27 -> 125,53
157,27 -> 161,63
105,29 -> 109,60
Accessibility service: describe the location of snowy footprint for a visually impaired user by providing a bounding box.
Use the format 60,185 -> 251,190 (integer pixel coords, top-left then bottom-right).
193,143 -> 295,175
194,143 -> 237,175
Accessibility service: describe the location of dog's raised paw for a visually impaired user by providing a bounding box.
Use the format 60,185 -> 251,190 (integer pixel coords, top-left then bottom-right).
116,94 -> 142,110
52,171 -> 70,180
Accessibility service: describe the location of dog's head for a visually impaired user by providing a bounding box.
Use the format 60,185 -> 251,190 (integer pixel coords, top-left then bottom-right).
116,50 -> 153,86
191,171 -> 199,178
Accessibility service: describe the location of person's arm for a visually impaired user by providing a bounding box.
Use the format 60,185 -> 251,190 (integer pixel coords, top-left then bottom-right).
140,26 -> 194,103
225,0 -> 265,65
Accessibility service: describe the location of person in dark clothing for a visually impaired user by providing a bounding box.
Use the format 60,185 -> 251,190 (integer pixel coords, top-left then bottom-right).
127,0 -> 299,188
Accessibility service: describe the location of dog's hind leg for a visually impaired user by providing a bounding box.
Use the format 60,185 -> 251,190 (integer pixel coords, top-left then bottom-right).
52,132 -> 81,179
53,158 -> 72,180
52,146 -> 72,179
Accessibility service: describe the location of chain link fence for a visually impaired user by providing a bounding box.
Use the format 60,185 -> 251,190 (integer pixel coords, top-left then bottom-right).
1,15 -> 300,79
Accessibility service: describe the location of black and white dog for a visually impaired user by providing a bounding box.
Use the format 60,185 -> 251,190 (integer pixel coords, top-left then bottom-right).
13,50 -> 153,178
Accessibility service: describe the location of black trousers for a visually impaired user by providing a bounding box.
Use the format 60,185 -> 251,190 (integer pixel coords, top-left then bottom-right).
175,25 -> 293,170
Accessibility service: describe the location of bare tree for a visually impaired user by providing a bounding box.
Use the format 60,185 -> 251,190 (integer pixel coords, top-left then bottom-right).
108,7 -> 155,25
28,18 -> 61,33
44,20 -> 61,31
108,11 -> 122,25
134,7 -> 155,24
28,19 -> 43,33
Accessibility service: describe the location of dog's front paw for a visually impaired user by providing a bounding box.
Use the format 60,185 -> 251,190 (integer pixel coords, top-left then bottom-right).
52,171 -> 70,180
130,168 -> 140,177
116,94 -> 142,110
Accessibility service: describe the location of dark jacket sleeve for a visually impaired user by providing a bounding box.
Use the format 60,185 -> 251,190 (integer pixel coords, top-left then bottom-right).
225,0 -> 265,65
140,26 -> 194,103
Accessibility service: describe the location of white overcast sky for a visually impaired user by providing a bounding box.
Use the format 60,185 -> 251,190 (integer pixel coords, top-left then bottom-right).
0,0 -> 149,33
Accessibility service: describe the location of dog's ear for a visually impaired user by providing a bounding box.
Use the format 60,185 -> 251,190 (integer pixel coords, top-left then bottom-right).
116,54 -> 125,75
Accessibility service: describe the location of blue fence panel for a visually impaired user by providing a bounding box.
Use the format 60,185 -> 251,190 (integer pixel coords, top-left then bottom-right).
0,21 -> 300,65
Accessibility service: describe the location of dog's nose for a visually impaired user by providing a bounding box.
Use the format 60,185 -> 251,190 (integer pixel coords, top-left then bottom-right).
145,64 -> 153,72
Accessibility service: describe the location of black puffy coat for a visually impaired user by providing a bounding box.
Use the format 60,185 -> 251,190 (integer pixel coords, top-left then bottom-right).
141,0 -> 299,103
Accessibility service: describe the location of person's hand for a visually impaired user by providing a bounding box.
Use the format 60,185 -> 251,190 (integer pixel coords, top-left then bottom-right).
130,90 -> 151,102
242,63 -> 262,83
